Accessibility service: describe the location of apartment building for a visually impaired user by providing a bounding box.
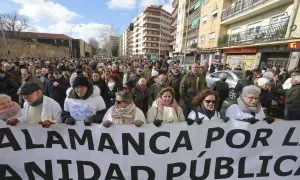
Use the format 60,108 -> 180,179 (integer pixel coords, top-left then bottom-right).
219,0 -> 300,70
170,0 -> 179,53
175,0 -> 187,53
185,0 -> 201,51
121,31 -> 127,56
125,5 -> 172,59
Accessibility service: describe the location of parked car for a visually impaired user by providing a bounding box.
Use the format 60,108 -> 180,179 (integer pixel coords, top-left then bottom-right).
206,70 -> 244,100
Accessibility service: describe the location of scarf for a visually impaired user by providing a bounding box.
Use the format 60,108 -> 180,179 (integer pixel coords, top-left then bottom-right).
111,103 -> 136,124
237,97 -> 262,115
157,97 -> 178,112
29,95 -> 43,106
199,105 -> 215,120
0,102 -> 21,120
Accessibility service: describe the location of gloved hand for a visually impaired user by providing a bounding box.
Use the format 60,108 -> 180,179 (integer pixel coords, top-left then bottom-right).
6,119 -> 19,126
39,120 -> 55,128
153,119 -> 163,127
223,117 -> 230,123
84,118 -> 92,126
65,117 -> 75,125
186,119 -> 194,125
246,117 -> 259,124
134,120 -> 144,127
102,121 -> 113,128
264,117 -> 275,124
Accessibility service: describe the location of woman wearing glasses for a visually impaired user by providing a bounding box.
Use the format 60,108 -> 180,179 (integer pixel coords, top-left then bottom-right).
226,85 -> 265,122
101,91 -> 146,128
187,90 -> 221,124
147,87 -> 185,126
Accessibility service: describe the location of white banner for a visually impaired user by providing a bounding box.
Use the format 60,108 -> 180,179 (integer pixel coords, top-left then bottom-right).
1,120 -> 300,180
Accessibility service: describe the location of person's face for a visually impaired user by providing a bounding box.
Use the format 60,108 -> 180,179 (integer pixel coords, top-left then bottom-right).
53,72 -> 61,79
161,91 -> 173,105
41,68 -> 48,75
116,101 -> 131,109
2,65 -> 10,72
21,71 -> 29,80
158,75 -> 166,84
192,64 -> 200,74
92,73 -> 100,81
22,91 -> 41,104
203,95 -> 216,110
243,94 -> 259,107
0,97 -> 14,110
75,86 -> 88,97
261,83 -> 270,91
83,72 -> 89,78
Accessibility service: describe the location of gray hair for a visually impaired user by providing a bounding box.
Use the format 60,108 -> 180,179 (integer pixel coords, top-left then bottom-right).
138,78 -> 147,85
292,75 -> 300,83
0,94 -> 11,101
241,85 -> 261,98
219,73 -> 227,79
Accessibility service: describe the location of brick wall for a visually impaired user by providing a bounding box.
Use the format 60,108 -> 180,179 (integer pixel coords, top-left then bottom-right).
0,38 -> 69,58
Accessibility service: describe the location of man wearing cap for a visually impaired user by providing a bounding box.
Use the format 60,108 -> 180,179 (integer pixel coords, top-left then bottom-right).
8,82 -> 62,127
102,91 -> 146,128
45,69 -> 70,109
62,75 -> 106,125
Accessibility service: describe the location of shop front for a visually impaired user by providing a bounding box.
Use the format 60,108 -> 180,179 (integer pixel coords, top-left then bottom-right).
223,47 -> 258,70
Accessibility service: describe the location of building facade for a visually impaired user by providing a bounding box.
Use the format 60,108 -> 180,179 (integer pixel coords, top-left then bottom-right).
170,0 -> 179,53
219,0 -> 300,71
122,31 -> 127,56
124,5 -> 172,59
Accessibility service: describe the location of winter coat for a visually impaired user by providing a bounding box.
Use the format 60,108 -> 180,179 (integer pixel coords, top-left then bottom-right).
132,86 -> 149,114
126,74 -> 141,90
103,105 -> 146,124
234,78 -> 254,96
0,75 -> 19,102
19,95 -> 62,123
259,89 -> 272,108
285,83 -> 300,120
188,109 -> 221,122
45,77 -> 70,109
93,80 -> 109,106
148,82 -> 169,106
179,72 -> 207,108
62,85 -> 106,123
169,73 -> 182,102
211,80 -> 229,101
21,75 -> 44,91
146,100 -> 185,123
225,104 -> 265,121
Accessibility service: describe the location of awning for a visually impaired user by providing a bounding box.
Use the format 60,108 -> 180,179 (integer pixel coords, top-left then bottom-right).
191,17 -> 200,28
194,0 -> 201,9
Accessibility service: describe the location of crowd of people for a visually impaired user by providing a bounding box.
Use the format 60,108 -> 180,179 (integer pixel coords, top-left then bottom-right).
0,56 -> 300,128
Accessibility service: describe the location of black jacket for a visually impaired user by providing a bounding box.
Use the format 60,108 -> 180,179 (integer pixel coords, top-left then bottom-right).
45,77 -> 70,109
93,80 -> 109,106
0,75 -> 19,102
132,86 -> 149,114
169,73 -> 182,102
234,78 -> 254,96
285,83 -> 300,120
211,80 -> 229,101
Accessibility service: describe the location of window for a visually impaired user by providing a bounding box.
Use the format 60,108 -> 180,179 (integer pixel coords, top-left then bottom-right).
203,0 -> 209,4
246,21 -> 261,36
270,13 -> 288,26
202,16 -> 207,24
200,35 -> 205,43
209,32 -> 215,41
211,9 -> 218,19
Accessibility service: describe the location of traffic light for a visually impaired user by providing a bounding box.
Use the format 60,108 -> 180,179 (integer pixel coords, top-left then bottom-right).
129,23 -> 134,31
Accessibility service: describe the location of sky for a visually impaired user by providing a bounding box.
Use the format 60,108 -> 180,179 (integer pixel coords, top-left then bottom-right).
0,0 -> 173,45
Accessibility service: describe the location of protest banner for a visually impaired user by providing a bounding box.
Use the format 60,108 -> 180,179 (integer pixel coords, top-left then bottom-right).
0,120 -> 300,180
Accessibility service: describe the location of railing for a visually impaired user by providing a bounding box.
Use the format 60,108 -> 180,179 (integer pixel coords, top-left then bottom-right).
219,22 -> 288,47
187,26 -> 199,40
188,43 -> 198,49
221,0 -> 271,21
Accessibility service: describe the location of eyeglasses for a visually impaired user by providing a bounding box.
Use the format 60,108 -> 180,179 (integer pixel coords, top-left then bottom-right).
204,100 -> 216,104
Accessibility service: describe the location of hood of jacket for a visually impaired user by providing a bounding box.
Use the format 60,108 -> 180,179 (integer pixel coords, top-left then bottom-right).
66,85 -> 101,99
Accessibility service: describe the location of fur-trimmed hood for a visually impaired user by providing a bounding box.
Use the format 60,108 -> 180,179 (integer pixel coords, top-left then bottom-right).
66,85 -> 101,99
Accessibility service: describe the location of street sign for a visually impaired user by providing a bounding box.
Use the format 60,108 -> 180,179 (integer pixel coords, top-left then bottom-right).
288,42 -> 300,49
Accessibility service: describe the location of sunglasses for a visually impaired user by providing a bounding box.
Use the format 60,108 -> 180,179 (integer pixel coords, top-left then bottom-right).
204,100 -> 216,104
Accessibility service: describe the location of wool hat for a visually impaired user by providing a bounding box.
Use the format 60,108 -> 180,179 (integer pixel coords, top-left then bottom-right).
257,77 -> 270,87
115,91 -> 133,102
151,69 -> 159,77
18,82 -> 41,95
72,75 -> 90,88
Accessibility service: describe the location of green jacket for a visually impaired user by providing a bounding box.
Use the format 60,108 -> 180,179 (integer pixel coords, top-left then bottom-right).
179,72 -> 207,108
286,83 -> 300,111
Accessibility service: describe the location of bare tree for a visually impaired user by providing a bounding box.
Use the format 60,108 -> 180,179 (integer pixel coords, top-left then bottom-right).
88,37 -> 99,55
0,11 -> 30,37
98,27 -> 119,57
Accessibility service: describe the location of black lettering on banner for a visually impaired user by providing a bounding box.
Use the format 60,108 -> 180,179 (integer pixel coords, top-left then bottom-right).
166,162 -> 186,180
283,128 -> 299,146
238,157 -> 254,178
226,129 -> 250,148
294,165 -> 300,176
251,129 -> 272,148
171,131 -> 192,153
149,132 -> 170,154
25,160 -> 53,180
122,133 -> 145,155
131,166 -> 155,180
256,156 -> 273,177
0,164 -> 22,180
215,157 -> 234,179
68,129 -> 94,150
205,127 -> 224,148
105,163 -> 125,180
0,128 -> 21,151
190,159 -> 211,180
274,155 -> 297,176
46,131 -> 68,149
77,161 -> 101,180
21,129 -> 45,149
57,160 -> 73,180
98,133 -> 119,154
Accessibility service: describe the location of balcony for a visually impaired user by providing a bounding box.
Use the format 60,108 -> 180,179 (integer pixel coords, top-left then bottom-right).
187,26 -> 199,40
219,22 -> 288,47
221,0 -> 293,25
